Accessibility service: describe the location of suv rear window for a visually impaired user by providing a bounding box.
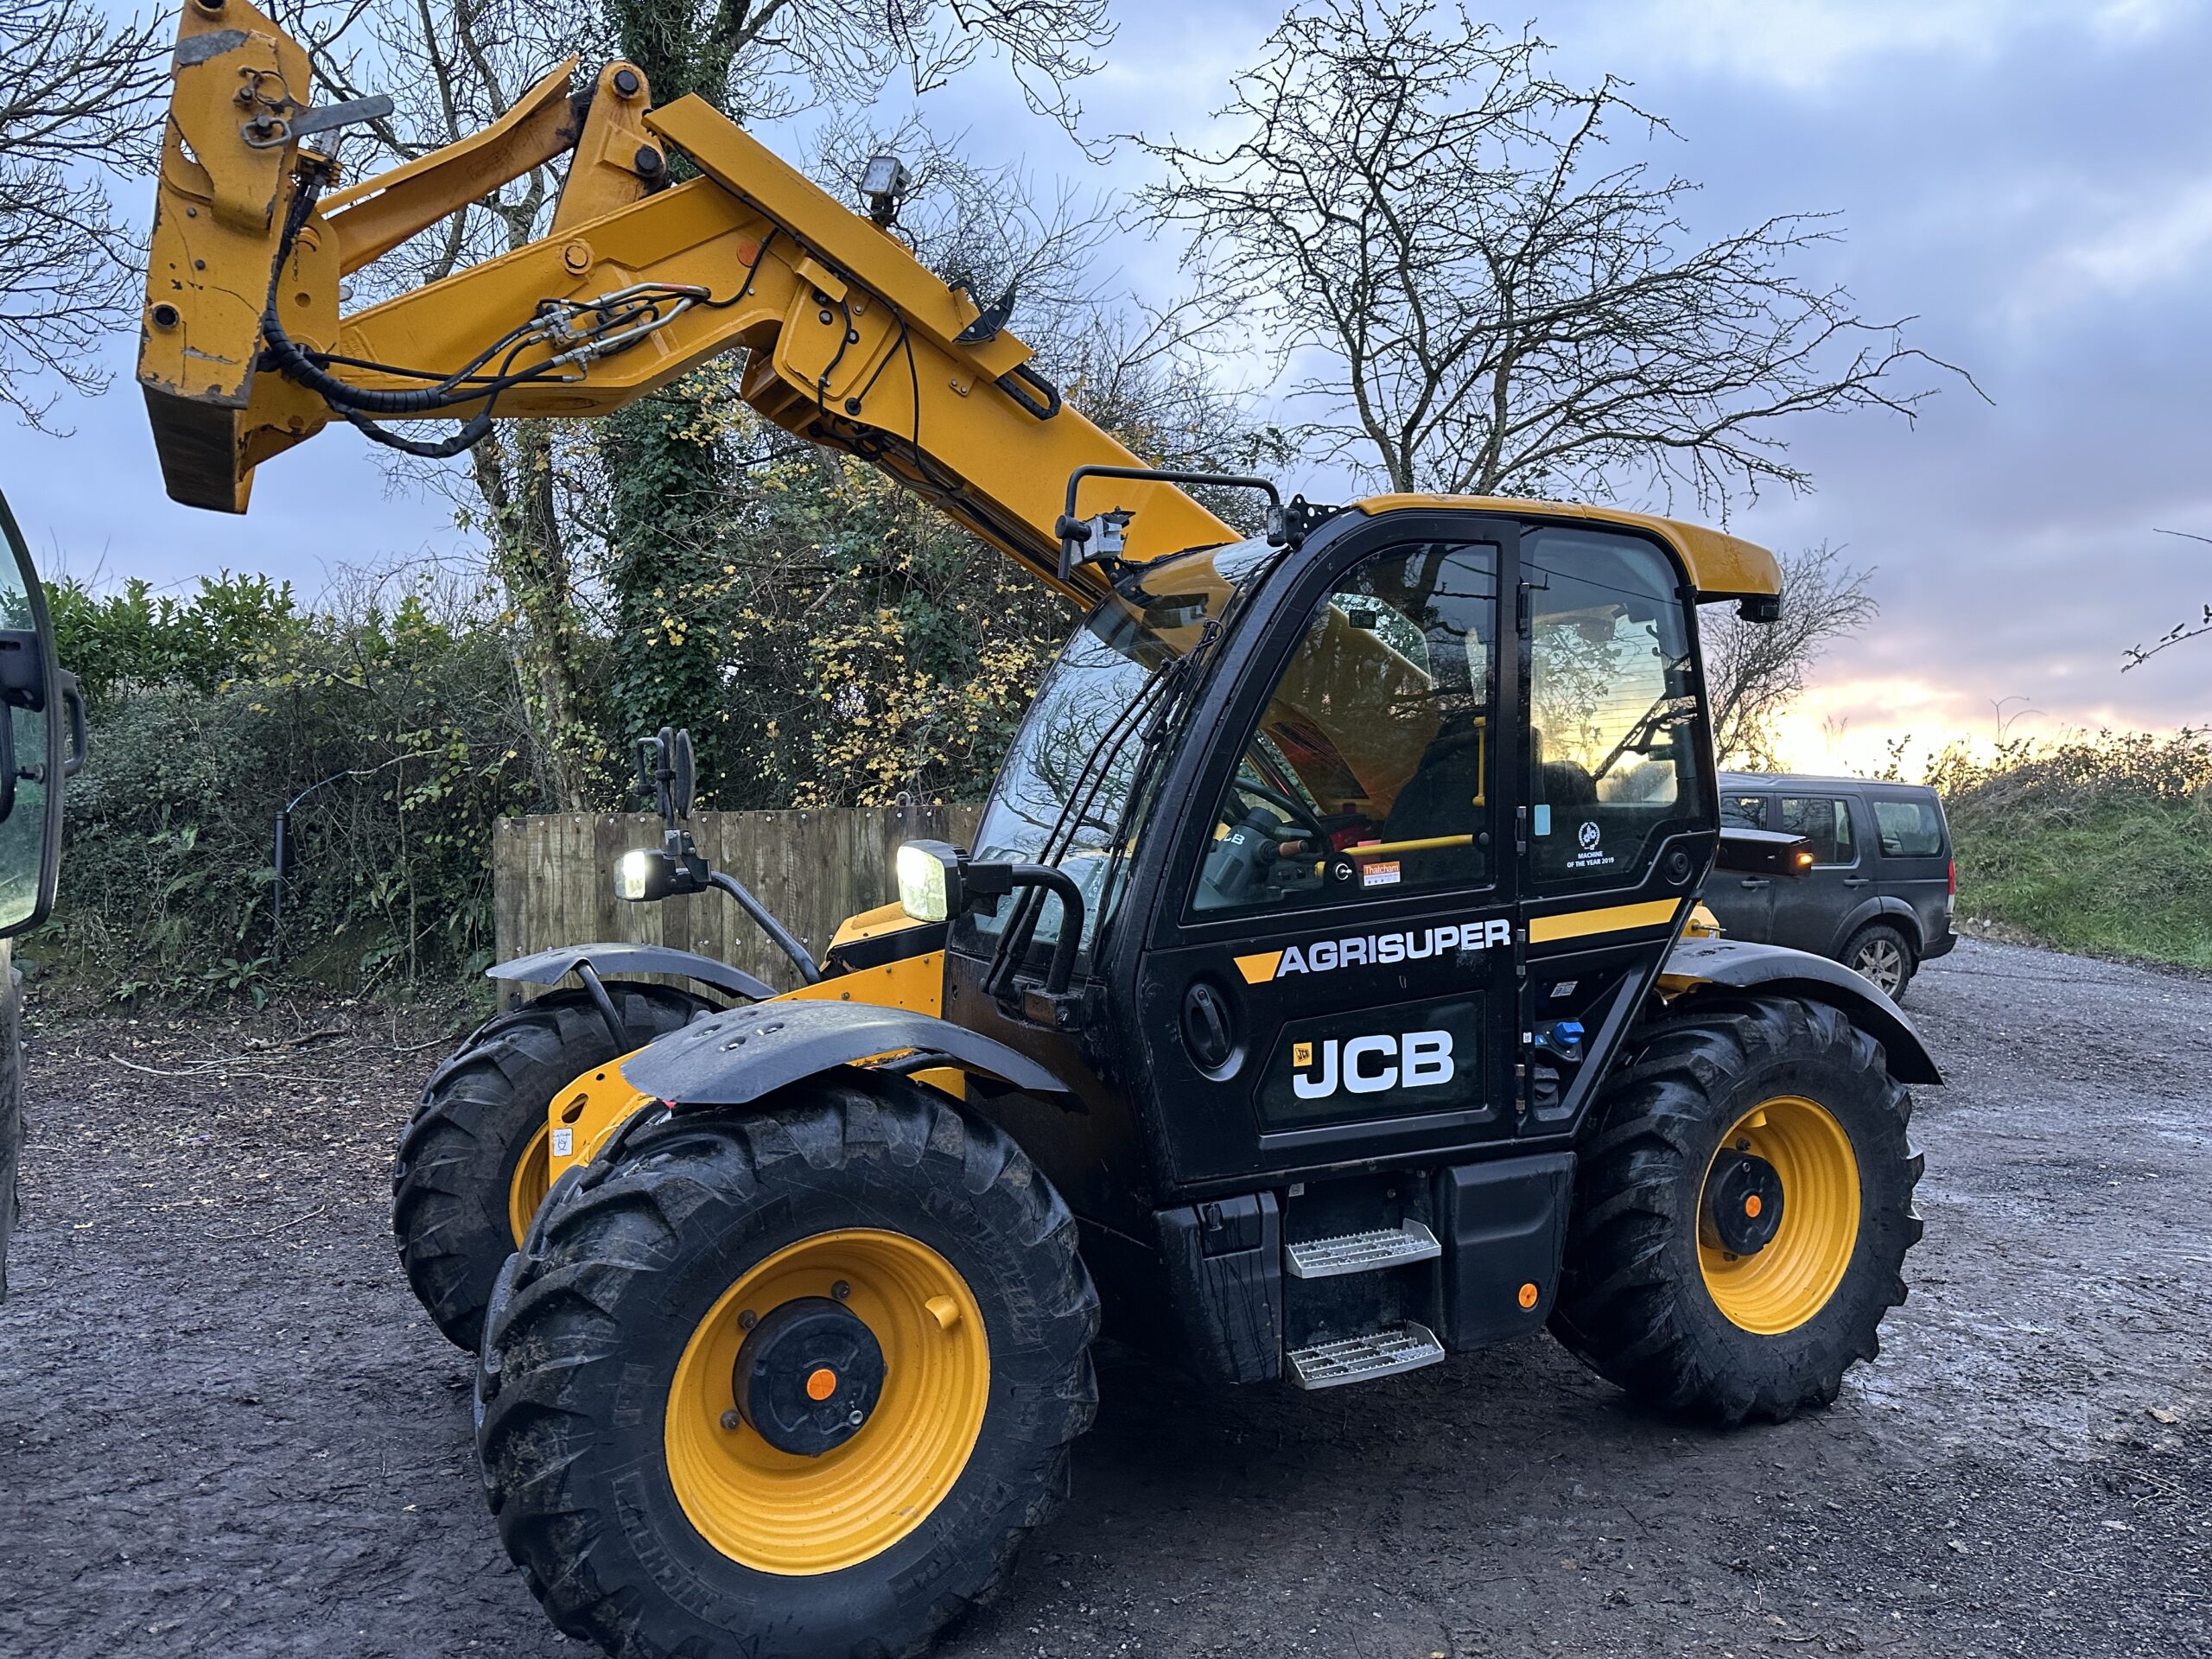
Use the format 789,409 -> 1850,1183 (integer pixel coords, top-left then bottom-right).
1781,797 -> 1854,865
1873,798 -> 1943,857
1721,793 -> 1770,830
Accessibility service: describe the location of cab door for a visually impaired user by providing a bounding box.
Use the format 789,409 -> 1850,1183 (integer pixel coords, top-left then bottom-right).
1128,518 -> 1522,1189
1516,522 -> 1715,1133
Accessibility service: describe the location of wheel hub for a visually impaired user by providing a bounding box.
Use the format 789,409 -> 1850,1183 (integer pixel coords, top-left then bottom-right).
1703,1148 -> 1785,1255
734,1296 -> 886,1456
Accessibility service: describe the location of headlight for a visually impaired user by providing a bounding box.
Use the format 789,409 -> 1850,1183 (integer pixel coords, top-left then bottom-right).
613,848 -> 662,902
895,841 -> 952,922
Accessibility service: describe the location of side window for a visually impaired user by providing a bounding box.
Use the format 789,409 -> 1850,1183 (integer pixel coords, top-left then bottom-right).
1721,793 -> 1771,830
1781,797 -> 1855,865
1872,798 -> 1942,857
1526,528 -> 1706,886
1190,542 -> 1497,916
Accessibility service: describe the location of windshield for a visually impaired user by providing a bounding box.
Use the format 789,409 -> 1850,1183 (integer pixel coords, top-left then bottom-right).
960,538 -> 1274,961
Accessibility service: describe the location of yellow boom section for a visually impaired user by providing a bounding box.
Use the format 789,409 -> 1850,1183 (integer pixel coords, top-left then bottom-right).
137,0 -> 1234,602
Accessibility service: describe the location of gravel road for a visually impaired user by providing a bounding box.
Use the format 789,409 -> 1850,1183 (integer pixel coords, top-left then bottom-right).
2,936 -> 2206,1658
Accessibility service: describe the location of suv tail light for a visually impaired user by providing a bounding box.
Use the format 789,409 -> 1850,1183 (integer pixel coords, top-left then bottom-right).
1948,859 -> 1957,895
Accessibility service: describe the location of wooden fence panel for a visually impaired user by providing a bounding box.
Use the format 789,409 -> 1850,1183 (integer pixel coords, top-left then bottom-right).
492,804 -> 982,1000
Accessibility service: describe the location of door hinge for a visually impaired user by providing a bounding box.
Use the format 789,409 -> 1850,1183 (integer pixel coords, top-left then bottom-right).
1515,804 -> 1529,855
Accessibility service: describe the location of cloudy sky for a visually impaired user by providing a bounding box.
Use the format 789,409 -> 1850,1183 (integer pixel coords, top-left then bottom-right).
7,0 -> 2208,770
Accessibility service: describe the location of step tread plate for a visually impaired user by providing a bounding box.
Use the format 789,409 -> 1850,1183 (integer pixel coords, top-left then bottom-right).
1286,1319 -> 1446,1390
1285,1219 -> 1442,1279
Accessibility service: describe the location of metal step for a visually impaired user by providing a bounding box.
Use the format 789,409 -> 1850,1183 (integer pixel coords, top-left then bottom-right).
1284,1219 -> 1442,1280
1286,1320 -> 1446,1390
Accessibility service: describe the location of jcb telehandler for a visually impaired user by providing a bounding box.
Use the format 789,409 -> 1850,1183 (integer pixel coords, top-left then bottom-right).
137,9 -> 1933,1655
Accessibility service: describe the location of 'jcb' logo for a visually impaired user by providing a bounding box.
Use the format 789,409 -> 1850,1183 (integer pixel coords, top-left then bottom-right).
1291,1030 -> 1455,1100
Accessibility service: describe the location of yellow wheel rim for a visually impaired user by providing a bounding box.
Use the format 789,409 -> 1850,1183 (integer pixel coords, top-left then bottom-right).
506,1123 -> 551,1247
664,1229 -> 990,1576
1698,1096 -> 1861,1335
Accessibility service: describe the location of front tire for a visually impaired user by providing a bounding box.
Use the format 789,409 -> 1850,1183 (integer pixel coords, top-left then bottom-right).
477,1075 -> 1099,1659
393,982 -> 715,1350
1551,995 -> 1923,1426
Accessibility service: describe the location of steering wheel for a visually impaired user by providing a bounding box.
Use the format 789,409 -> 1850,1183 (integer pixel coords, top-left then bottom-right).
1220,776 -> 1332,849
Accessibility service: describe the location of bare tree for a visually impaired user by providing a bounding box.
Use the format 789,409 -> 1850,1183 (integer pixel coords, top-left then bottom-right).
601,0 -> 1113,137
0,0 -> 164,428
1703,543 -> 1878,768
2123,529 -> 2212,670
1135,0 -> 1977,511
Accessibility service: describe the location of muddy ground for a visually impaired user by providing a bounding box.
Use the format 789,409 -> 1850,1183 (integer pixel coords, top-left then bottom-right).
1,936 -> 2206,1658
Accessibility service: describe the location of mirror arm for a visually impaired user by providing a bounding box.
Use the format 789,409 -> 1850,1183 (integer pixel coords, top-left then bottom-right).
1003,864 -> 1085,996
707,869 -> 821,985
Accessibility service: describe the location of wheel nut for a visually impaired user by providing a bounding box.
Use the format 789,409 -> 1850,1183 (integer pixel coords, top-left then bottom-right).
720,1409 -> 741,1431
738,1309 -> 758,1330
831,1281 -> 851,1302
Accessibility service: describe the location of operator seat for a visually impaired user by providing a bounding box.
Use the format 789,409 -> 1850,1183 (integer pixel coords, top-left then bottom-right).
1378,717 -> 1485,882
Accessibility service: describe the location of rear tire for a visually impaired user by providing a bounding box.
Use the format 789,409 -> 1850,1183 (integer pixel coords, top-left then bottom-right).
477,1074 -> 1099,1659
1842,921 -> 1916,1003
1551,995 -> 1923,1427
393,982 -> 715,1350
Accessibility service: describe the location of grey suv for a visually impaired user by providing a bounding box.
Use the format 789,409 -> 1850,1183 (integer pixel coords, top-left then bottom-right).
1700,772 -> 1955,1002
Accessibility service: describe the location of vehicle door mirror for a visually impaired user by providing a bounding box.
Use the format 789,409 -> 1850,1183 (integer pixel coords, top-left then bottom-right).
1716,826 -> 1816,879
637,726 -> 697,825
669,728 -> 695,818
0,491 -> 76,938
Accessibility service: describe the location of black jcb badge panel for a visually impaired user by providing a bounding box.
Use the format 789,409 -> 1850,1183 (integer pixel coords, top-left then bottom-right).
1255,993 -> 1490,1131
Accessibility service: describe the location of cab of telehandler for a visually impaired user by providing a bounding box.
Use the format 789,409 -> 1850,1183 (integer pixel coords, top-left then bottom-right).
882,495 -> 1857,1385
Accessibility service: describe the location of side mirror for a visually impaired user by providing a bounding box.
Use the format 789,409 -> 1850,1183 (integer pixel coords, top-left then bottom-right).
0,491 -> 73,938
670,728 -> 695,818
1716,826 -> 1817,879
635,726 -> 696,826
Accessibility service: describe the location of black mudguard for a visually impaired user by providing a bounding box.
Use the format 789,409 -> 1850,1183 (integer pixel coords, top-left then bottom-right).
489,944 -> 775,1004
1664,935 -> 1942,1086
620,999 -> 1071,1107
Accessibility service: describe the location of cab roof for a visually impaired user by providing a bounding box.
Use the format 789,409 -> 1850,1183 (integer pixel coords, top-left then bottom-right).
1351,493 -> 1781,602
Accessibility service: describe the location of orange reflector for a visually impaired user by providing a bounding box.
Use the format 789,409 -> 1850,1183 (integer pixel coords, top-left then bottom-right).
805,1367 -> 838,1402
1517,1282 -> 1539,1309
1745,1194 -> 1764,1219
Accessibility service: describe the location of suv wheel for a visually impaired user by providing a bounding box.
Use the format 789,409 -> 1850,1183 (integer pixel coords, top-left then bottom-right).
1843,922 -> 1915,1002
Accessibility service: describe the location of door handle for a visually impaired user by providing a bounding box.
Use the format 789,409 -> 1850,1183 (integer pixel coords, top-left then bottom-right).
1739,877 -> 1769,890
1842,876 -> 1870,887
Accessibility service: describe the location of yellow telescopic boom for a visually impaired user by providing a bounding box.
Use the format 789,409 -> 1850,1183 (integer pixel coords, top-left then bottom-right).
137,0 -> 1234,601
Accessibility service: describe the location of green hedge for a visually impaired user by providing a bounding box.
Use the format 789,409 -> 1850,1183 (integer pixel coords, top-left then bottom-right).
42,575 -> 537,1000
1934,729 -> 2212,970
